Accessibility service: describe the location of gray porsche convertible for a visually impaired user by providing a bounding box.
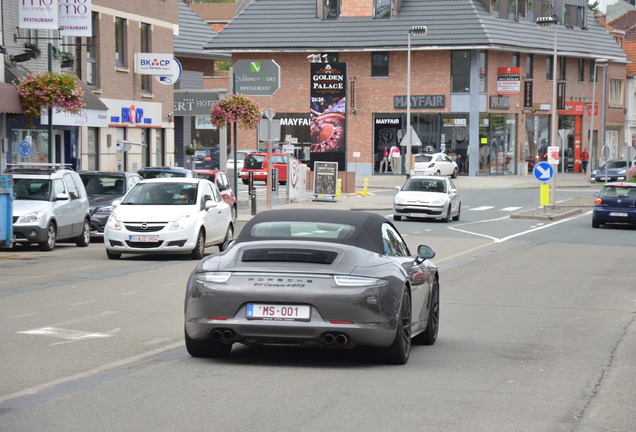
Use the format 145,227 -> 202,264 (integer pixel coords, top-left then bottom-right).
184,209 -> 439,364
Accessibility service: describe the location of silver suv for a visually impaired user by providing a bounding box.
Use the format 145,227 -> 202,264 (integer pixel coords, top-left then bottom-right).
5,164 -> 91,251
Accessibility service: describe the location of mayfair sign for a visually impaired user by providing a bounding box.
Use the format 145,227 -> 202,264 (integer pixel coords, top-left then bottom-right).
394,95 -> 445,109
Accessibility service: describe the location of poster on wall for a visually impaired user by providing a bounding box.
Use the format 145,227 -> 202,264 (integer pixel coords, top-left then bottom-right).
19,0 -> 58,29
310,62 -> 347,154
497,67 -> 520,95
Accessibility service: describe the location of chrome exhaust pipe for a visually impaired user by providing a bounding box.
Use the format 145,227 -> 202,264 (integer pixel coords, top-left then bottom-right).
335,333 -> 348,345
222,329 -> 235,342
321,333 -> 335,345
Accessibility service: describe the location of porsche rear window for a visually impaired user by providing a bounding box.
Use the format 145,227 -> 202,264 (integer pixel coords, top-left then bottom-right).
250,221 -> 355,240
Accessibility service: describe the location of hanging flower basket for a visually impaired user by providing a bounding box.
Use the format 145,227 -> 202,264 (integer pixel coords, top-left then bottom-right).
15,71 -> 86,128
210,94 -> 261,130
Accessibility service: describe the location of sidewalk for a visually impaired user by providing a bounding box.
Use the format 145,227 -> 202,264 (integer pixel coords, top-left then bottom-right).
236,172 -> 597,222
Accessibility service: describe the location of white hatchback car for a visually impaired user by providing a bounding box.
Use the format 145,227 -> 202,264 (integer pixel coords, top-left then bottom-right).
393,176 -> 461,222
412,153 -> 458,178
104,178 -> 234,260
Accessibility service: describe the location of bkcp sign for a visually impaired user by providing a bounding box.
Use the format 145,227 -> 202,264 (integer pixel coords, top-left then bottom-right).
232,60 -> 280,96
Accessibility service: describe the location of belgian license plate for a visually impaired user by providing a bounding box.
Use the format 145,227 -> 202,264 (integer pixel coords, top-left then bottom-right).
609,212 -> 628,217
409,213 -> 429,218
246,304 -> 311,321
129,235 -> 159,242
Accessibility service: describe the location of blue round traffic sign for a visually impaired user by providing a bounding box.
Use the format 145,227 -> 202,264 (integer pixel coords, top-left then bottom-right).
18,140 -> 32,157
533,162 -> 554,182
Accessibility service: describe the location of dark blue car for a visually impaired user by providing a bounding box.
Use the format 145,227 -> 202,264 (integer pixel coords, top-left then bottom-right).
592,182 -> 636,228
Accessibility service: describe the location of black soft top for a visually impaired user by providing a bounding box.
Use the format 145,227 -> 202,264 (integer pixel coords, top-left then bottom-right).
236,209 -> 390,254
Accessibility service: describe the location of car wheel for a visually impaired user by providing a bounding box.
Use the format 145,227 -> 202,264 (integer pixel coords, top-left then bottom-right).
185,328 -> 232,358
241,178 -> 249,185
219,224 -> 234,252
75,219 -> 91,247
413,278 -> 439,346
378,289 -> 412,365
190,230 -> 206,260
452,204 -> 461,221
393,215 -> 402,221
592,216 -> 600,228
451,168 -> 458,178
38,222 -> 56,251
442,205 -> 451,223
106,250 -> 121,260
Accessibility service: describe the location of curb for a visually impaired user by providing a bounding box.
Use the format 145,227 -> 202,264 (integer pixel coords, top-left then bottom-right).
510,207 -> 583,221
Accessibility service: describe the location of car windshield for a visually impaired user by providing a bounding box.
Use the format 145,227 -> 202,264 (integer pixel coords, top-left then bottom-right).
599,185 -> 636,198
244,155 -> 265,169
13,178 -> 52,201
140,170 -> 186,179
414,155 -> 433,163
250,221 -> 355,240
602,161 -> 627,170
122,183 -> 198,205
81,175 -> 125,195
402,178 -> 446,193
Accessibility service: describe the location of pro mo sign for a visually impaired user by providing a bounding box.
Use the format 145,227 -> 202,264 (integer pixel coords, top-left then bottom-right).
232,60 -> 280,96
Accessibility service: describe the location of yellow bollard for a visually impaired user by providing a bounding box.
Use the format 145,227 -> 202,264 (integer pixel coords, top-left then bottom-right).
358,178 -> 369,197
336,178 -> 342,198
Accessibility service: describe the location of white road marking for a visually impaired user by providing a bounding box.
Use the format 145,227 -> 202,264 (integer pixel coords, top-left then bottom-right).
18,327 -> 121,341
470,206 -> 495,211
500,207 -> 522,211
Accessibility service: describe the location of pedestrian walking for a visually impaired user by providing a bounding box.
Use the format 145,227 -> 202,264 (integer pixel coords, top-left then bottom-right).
581,148 -> 589,174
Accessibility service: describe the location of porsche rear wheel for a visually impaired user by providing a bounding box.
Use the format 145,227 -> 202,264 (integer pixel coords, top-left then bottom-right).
378,289 -> 412,365
185,328 -> 232,358
413,278 -> 439,346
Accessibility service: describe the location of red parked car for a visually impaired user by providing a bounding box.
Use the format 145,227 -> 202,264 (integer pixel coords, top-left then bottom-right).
239,152 -> 299,185
194,169 -> 237,221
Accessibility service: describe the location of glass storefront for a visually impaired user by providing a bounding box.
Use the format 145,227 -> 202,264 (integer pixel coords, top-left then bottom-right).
11,130 -> 50,164
479,113 -> 516,175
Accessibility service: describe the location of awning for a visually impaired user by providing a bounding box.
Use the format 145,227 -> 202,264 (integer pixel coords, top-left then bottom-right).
0,82 -> 23,114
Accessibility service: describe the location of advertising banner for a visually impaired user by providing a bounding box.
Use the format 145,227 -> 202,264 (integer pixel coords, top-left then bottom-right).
310,62 -> 347,153
497,67 -> 521,95
59,0 -> 92,36
19,0 -> 58,29
134,53 -> 176,76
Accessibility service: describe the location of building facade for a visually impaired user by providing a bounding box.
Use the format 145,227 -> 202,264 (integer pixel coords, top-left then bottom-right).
204,0 -> 629,176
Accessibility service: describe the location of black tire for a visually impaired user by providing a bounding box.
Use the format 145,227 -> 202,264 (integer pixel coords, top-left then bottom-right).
38,222 -> 56,251
378,289 -> 412,365
413,278 -> 439,346
75,219 -> 91,247
442,205 -> 451,223
190,230 -> 205,260
393,215 -> 402,221
451,168 -> 458,178
242,178 -> 249,185
592,215 -> 600,228
219,224 -> 234,252
106,250 -> 121,260
185,328 -> 232,358
452,204 -> 461,221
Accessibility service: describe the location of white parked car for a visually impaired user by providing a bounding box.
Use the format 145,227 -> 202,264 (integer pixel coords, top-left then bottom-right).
412,153 -> 458,178
104,178 -> 234,260
393,176 -> 461,222
227,149 -> 256,172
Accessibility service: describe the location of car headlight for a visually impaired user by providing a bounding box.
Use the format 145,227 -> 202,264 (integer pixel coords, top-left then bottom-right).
394,195 -> 406,205
16,211 -> 45,224
591,170 -> 598,176
430,198 -> 445,205
333,275 -> 387,287
95,205 -> 114,214
106,213 -> 121,230
194,272 -> 232,283
618,169 -> 626,175
169,213 -> 195,231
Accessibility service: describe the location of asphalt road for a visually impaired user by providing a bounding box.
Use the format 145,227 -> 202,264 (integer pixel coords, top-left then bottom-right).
0,186 -> 634,432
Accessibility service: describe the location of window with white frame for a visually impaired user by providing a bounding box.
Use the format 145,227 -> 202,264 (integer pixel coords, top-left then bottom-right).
609,79 -> 624,107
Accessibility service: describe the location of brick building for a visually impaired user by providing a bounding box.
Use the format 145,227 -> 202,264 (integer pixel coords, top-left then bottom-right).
205,0 -> 628,176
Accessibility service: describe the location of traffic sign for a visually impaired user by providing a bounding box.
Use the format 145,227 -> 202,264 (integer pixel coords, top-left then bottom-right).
533,162 -> 554,182
18,139 -> 32,157
232,60 -> 280,96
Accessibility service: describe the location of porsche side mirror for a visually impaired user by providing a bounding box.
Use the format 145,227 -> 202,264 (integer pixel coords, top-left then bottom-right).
417,245 -> 436,261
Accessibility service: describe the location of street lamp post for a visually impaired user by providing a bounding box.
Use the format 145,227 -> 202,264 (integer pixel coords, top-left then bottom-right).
406,25 -> 427,176
537,16 -> 559,207
590,58 -> 608,172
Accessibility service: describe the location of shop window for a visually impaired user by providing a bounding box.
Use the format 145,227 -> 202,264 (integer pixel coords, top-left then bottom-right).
87,128 -> 98,170
323,0 -> 339,19
115,17 -> 127,68
451,50 -> 471,93
11,130 -> 50,164
375,0 -> 391,18
155,129 -> 164,166
372,52 -> 389,77
609,79 -> 624,107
